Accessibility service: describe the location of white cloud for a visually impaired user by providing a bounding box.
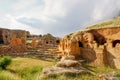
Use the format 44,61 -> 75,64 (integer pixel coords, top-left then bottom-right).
13,0 -> 37,10
92,0 -> 120,21
0,0 -> 120,37
1,14 -> 44,34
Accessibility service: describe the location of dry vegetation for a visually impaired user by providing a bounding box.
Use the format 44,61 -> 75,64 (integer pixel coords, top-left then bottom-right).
0,57 -> 120,80
0,57 -> 55,80
86,17 -> 120,30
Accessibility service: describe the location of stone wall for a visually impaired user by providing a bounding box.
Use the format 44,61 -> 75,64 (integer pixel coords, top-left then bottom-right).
0,28 -> 30,44
38,33 -> 60,47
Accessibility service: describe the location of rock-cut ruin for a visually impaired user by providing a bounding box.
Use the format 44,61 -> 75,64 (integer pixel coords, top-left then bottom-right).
59,27 -> 120,69
0,28 -> 30,44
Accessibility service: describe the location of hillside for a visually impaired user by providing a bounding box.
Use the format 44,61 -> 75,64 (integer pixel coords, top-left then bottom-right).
86,17 -> 120,30
69,17 -> 120,38
59,17 -> 120,69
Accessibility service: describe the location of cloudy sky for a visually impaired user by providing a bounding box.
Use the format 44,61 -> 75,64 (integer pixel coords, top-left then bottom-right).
0,0 -> 120,37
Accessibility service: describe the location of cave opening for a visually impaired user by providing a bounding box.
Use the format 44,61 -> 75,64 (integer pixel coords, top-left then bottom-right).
56,40 -> 60,44
78,41 -> 83,47
0,31 -> 4,44
46,41 -> 48,44
0,38 -> 4,44
94,36 -> 106,45
112,40 -> 120,47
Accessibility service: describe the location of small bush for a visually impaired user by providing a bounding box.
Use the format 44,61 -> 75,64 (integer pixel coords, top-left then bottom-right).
0,56 -> 12,69
114,73 -> 120,77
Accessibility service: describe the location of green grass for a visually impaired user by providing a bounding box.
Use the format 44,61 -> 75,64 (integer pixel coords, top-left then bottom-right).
0,57 -> 120,80
40,72 -> 98,80
0,57 -> 55,80
16,66 -> 43,80
0,70 -> 22,80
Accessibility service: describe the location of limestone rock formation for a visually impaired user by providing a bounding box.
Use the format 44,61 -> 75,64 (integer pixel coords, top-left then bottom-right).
7,36 -> 27,53
59,26 -> 120,69
0,28 -> 30,44
99,72 -> 120,80
38,33 -> 60,47
40,66 -> 92,78
40,56 -> 94,78
56,60 -> 81,67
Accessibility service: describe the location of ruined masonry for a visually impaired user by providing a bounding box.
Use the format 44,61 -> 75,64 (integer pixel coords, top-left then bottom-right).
0,28 -> 30,44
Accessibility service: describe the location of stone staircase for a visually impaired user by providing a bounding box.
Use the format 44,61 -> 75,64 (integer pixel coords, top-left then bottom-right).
45,46 -> 61,54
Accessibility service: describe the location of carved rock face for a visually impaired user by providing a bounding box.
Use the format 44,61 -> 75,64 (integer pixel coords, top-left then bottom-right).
59,32 -> 94,58
38,34 -> 60,47
83,33 -> 94,43
59,27 -> 120,69
0,28 -> 30,44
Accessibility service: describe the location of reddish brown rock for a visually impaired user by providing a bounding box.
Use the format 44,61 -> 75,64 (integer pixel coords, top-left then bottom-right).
7,36 -> 27,53
31,39 -> 38,48
0,28 -> 30,44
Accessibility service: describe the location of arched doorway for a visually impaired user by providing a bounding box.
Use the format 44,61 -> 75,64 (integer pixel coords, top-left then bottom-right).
112,40 -> 120,47
78,41 -> 83,47
56,40 -> 60,44
0,31 -> 4,44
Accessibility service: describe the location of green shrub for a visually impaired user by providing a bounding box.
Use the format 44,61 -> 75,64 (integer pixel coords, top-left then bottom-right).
114,73 -> 120,77
0,56 -> 12,69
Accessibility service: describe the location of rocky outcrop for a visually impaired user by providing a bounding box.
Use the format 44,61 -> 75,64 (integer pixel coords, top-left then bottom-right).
40,56 -> 94,78
99,72 -> 120,80
38,33 -> 60,47
7,36 -> 27,53
59,27 -> 120,69
0,28 -> 30,44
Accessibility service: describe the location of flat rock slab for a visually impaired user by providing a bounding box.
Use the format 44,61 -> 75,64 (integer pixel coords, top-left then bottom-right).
56,60 -> 81,67
99,72 -> 120,80
40,66 -> 94,78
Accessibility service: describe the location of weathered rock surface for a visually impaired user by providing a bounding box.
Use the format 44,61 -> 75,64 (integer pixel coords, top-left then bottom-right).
59,27 -> 120,69
40,66 -> 92,77
60,55 -> 75,61
99,72 -> 120,80
41,60 -> 94,77
56,60 -> 81,67
0,28 -> 30,44
38,33 -> 60,47
7,36 -> 27,53
40,56 -> 94,78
